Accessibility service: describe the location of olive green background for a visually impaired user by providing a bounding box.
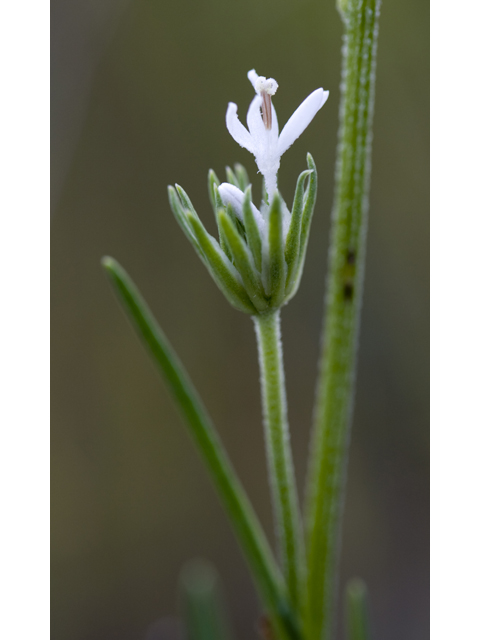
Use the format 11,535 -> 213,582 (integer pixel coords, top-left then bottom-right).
51,0 -> 429,638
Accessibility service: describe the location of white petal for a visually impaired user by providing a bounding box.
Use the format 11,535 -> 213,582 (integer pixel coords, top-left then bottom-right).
270,102 -> 279,140
247,69 -> 259,90
218,183 -> 265,233
226,102 -> 255,154
277,89 -> 329,157
247,95 -> 266,144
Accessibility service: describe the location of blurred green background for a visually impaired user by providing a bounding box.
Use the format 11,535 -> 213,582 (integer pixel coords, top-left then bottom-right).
51,0 -> 428,638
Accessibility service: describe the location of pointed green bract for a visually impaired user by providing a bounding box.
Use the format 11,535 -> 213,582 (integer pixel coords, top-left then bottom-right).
187,213 -> 257,315
226,202 -> 246,240
285,154 -> 318,302
171,163 -> 318,315
285,168 -> 313,292
225,166 -> 240,189
212,184 -> 232,260
208,169 -> 221,212
168,186 -> 201,252
346,580 -> 371,640
219,210 -> 267,313
298,154 -> 318,260
266,193 -> 286,308
234,163 -> 250,191
176,184 -> 201,222
243,185 -> 263,273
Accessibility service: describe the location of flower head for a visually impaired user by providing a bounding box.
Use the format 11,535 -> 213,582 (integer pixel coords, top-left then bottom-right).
226,69 -> 329,201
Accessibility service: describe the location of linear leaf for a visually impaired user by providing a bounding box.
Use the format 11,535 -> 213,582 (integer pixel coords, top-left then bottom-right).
101,257 -> 300,640
168,186 -> 201,252
187,213 -> 256,315
218,210 -> 267,313
208,169 -> 221,212
234,163 -> 250,191
284,168 -> 313,293
225,166 -> 240,189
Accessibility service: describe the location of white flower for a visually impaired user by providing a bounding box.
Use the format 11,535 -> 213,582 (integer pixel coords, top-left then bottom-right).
226,69 -> 329,201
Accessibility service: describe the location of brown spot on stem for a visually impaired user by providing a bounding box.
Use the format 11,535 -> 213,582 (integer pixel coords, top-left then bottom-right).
344,281 -> 354,300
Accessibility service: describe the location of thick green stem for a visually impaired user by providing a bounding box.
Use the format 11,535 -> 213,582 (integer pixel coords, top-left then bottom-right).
254,310 -> 305,616
304,0 -> 381,638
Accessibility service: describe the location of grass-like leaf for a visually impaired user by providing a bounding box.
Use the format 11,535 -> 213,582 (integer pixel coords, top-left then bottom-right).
234,163 -> 250,192
225,166 -> 240,189
218,210 -> 267,313
284,168 -> 313,293
186,213 -> 256,315
208,169 -> 221,212
101,257 -> 300,640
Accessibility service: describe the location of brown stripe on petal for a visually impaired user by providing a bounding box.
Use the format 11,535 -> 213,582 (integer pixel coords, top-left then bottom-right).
261,91 -> 273,130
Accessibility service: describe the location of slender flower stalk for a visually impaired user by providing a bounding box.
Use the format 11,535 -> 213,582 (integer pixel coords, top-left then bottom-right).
254,310 -> 305,613
304,1 -> 381,639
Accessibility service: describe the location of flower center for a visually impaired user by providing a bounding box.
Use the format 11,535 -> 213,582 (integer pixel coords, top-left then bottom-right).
254,76 -> 278,131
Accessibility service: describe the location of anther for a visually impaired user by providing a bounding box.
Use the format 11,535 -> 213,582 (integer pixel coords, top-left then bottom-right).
254,76 -> 278,130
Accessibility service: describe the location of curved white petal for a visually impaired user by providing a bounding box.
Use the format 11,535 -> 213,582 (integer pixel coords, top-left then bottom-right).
247,95 -> 266,146
270,102 -> 279,140
226,102 -> 255,153
247,69 -> 259,90
277,89 -> 329,157
218,183 -> 265,233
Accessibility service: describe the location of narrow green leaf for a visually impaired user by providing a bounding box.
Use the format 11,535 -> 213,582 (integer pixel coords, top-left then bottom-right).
346,579 -> 371,640
225,166 -> 240,189
284,169 -> 313,292
266,193 -> 286,307
180,561 -> 231,640
168,186 -> 201,252
234,163 -> 250,191
176,184 -> 201,222
212,184 -> 232,260
243,186 -> 263,274
187,213 -> 257,315
208,169 -> 221,212
298,154 -> 318,262
218,210 -> 267,313
285,155 -> 318,303
101,257 -> 300,640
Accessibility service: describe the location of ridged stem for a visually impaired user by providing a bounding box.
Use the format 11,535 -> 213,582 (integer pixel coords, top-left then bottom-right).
304,0 -> 381,638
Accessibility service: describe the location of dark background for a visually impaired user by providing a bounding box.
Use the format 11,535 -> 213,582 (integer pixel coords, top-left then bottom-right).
51,0 -> 429,638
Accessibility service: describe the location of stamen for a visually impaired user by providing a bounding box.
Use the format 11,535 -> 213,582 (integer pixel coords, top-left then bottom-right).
254,76 -> 278,130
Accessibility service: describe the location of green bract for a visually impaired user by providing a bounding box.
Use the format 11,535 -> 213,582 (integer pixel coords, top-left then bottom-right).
168,153 -> 318,316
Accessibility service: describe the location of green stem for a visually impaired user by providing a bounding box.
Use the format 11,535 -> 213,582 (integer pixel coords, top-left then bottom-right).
102,257 -> 300,640
254,310 -> 305,616
304,0 -> 381,638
